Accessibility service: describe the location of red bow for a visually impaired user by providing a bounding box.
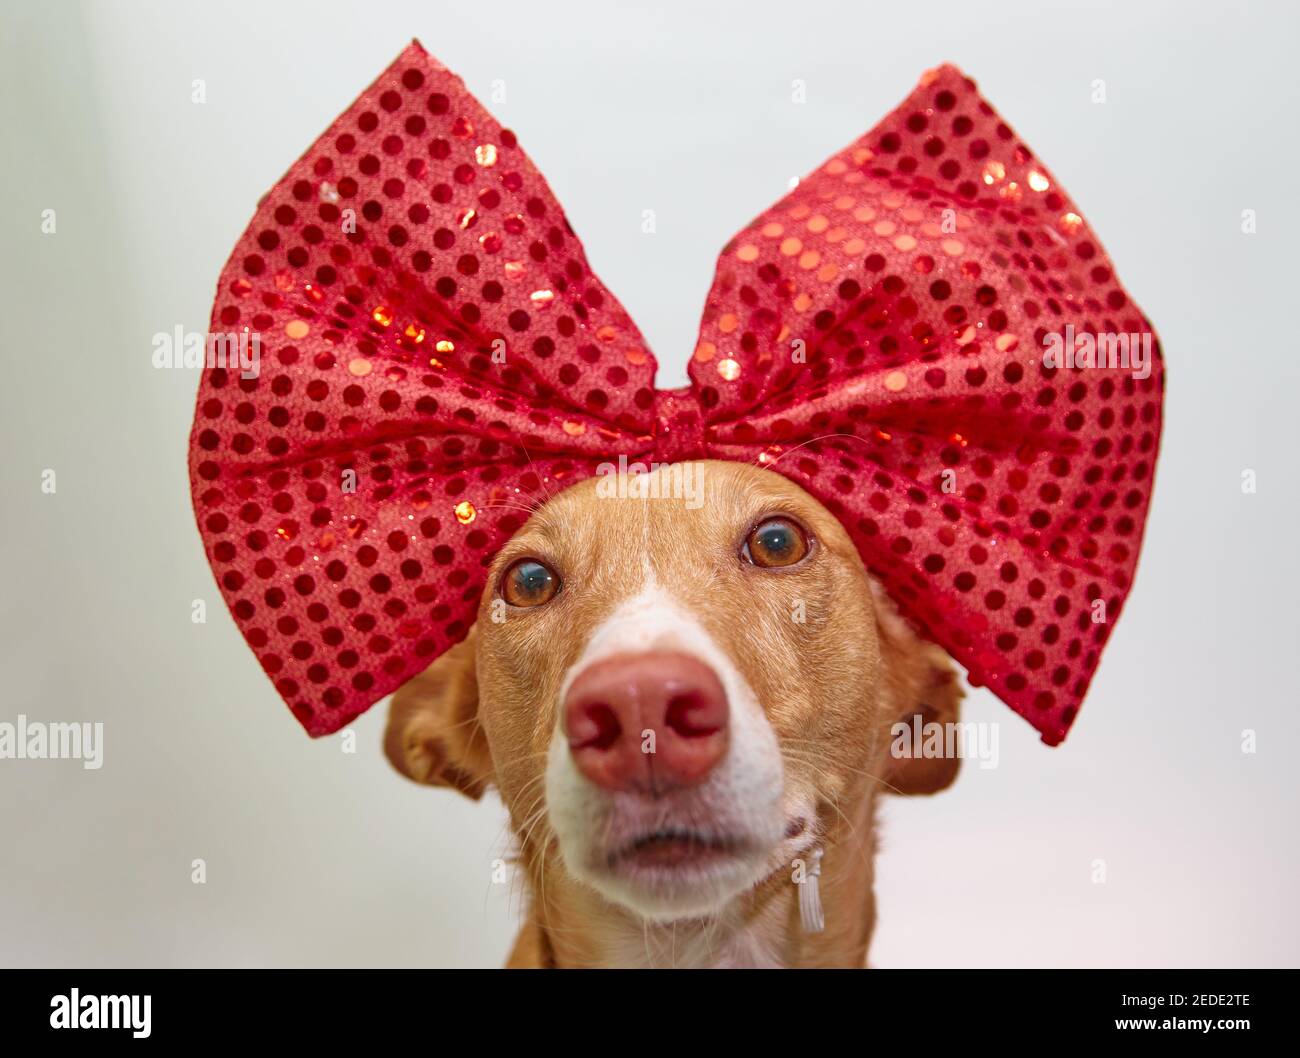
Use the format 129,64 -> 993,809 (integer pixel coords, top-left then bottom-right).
190,41 -> 1163,745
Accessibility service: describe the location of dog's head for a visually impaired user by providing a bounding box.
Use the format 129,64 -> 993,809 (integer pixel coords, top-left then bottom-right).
385,460 -> 961,922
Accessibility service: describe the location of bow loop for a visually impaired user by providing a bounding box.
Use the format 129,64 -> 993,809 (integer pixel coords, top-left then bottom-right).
191,41 -> 661,733
688,64 -> 1163,743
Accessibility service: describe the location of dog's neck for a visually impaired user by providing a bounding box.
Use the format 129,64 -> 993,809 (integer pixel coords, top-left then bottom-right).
509,789 -> 880,969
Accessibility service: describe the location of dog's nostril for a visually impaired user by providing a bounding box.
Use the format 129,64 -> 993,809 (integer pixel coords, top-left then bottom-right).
573,703 -> 622,751
664,693 -> 721,738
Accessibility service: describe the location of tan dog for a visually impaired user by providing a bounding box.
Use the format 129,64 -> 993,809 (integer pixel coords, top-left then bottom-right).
384,460 -> 962,968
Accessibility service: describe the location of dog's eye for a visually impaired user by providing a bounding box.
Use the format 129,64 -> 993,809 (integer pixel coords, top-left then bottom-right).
501,558 -> 560,607
743,517 -> 809,568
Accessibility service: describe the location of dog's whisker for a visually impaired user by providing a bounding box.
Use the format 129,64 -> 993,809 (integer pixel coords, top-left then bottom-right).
777,750 -> 865,843
749,431 -> 876,473
477,501 -> 546,518
780,742 -> 905,797
515,801 -> 553,856
489,750 -> 551,777
514,441 -> 562,507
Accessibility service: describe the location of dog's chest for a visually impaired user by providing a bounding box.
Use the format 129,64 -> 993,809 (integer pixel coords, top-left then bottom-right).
706,923 -> 786,969
603,913 -> 787,969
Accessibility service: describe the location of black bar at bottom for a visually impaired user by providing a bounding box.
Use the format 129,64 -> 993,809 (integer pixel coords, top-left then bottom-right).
0,969 -> 1288,1044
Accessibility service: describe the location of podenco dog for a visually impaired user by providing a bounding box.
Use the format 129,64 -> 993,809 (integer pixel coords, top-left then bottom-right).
385,459 -> 962,968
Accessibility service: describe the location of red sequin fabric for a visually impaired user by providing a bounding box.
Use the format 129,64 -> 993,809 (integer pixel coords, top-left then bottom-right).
190,41 -> 1163,744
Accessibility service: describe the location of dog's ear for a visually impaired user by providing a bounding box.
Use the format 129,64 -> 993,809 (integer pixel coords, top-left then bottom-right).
383,626 -> 494,799
871,583 -> 965,796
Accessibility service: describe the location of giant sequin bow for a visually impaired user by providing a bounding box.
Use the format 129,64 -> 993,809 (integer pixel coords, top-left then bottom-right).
190,41 -> 1164,745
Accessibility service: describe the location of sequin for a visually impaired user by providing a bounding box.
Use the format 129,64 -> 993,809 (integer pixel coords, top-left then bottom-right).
192,45 -> 1162,752
716,358 -> 741,381
982,160 -> 1006,184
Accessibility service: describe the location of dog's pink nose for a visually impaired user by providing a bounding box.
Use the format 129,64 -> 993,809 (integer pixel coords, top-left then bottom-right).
563,652 -> 729,794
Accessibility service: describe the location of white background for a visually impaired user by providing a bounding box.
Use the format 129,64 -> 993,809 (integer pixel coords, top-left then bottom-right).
2,0 -> 1297,967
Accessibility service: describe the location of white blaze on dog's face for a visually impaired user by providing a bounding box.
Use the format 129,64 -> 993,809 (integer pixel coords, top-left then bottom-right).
385,459 -> 962,927
545,571 -> 792,920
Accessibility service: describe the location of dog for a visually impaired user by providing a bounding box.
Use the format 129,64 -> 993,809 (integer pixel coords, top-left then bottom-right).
384,459 -> 963,968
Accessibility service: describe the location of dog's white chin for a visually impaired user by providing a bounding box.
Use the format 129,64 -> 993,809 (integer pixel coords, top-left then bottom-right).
546,737 -> 788,922
569,842 -> 778,922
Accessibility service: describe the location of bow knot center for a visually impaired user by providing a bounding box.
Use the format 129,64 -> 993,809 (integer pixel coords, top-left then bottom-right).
651,386 -> 708,463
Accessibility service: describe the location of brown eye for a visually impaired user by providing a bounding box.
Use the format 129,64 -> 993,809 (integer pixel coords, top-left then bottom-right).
501,558 -> 560,607
743,517 -> 809,568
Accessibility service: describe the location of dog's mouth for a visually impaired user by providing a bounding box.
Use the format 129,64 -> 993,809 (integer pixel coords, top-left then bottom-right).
609,829 -> 748,872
